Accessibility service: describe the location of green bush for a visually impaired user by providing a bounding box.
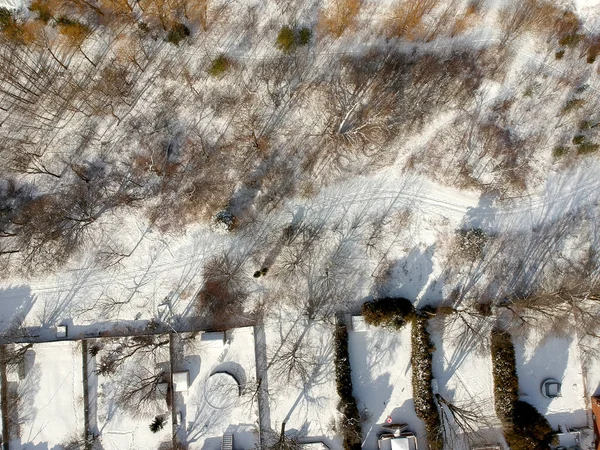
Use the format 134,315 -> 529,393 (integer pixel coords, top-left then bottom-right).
298,27 -> 312,45
555,49 -> 565,60
276,25 -> 296,52
209,54 -> 231,77
167,22 -> 190,46
576,141 -> 599,155
0,7 -> 12,29
572,134 -> 585,145
552,146 -> 568,158
411,314 -> 443,450
333,323 -> 362,450
362,297 -> 415,330
276,25 -> 312,52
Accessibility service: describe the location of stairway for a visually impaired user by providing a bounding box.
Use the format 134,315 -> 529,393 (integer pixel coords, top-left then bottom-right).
221,433 -> 233,450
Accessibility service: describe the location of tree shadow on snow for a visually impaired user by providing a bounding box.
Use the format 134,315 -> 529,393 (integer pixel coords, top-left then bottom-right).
0,285 -> 36,336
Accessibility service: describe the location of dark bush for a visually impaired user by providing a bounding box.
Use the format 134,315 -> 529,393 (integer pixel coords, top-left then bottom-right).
167,22 -> 190,46
505,401 -> 554,450
411,313 -> 443,450
149,415 -> 166,433
558,33 -> 583,47
334,323 -> 362,450
362,297 -> 415,330
298,27 -> 312,45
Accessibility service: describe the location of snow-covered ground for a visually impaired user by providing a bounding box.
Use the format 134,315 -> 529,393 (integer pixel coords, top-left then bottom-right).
348,322 -> 424,449
2,161 -> 600,338
177,328 -> 259,450
16,341 -> 85,449
264,319 -> 340,447
94,336 -> 172,450
430,316 -> 505,450
513,329 -> 588,431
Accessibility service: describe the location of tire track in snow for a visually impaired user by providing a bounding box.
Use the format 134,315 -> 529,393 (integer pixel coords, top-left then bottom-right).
2,166 -> 600,316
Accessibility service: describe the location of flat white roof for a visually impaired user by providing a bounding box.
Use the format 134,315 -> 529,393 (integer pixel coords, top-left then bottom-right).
173,371 -> 189,392
379,437 -> 416,450
351,316 -> 369,332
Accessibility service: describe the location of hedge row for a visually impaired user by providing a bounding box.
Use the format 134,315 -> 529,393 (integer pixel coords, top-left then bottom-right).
411,313 -> 443,450
362,297 -> 415,330
490,329 -> 554,450
333,323 -> 362,450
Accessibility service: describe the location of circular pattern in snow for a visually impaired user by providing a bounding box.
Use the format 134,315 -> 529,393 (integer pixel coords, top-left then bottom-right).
203,372 -> 240,409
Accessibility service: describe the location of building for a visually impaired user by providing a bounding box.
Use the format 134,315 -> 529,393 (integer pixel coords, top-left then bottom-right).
593,396 -> 600,450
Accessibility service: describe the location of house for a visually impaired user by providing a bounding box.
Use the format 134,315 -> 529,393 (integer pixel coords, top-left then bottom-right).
593,396 -> 600,450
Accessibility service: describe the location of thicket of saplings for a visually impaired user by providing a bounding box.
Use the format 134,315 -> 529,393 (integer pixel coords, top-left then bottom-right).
491,329 -> 555,450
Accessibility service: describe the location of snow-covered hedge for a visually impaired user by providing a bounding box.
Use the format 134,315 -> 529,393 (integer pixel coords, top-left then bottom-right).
490,328 -> 519,421
411,313 -> 443,450
490,329 -> 555,450
362,297 -> 415,330
333,323 -> 362,450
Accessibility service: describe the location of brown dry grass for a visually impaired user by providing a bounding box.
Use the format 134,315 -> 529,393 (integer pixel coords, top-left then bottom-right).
498,0 -> 563,43
450,0 -> 483,37
317,0 -> 362,38
386,0 -> 440,40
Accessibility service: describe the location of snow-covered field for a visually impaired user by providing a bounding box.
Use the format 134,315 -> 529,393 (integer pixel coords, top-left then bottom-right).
177,328 -> 259,450
348,322 -> 424,449
16,341 -> 84,449
265,319 -> 339,446
0,0 -> 600,448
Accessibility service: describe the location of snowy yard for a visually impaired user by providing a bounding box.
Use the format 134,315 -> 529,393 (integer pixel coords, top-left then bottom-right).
513,329 -> 588,431
176,328 -> 259,450
348,322 -> 424,450
430,316 -> 504,450
94,336 -> 172,450
16,341 -> 85,450
265,319 -> 340,447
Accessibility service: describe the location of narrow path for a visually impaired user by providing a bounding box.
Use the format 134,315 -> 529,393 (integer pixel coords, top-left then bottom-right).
0,346 -> 9,450
0,316 -> 256,346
